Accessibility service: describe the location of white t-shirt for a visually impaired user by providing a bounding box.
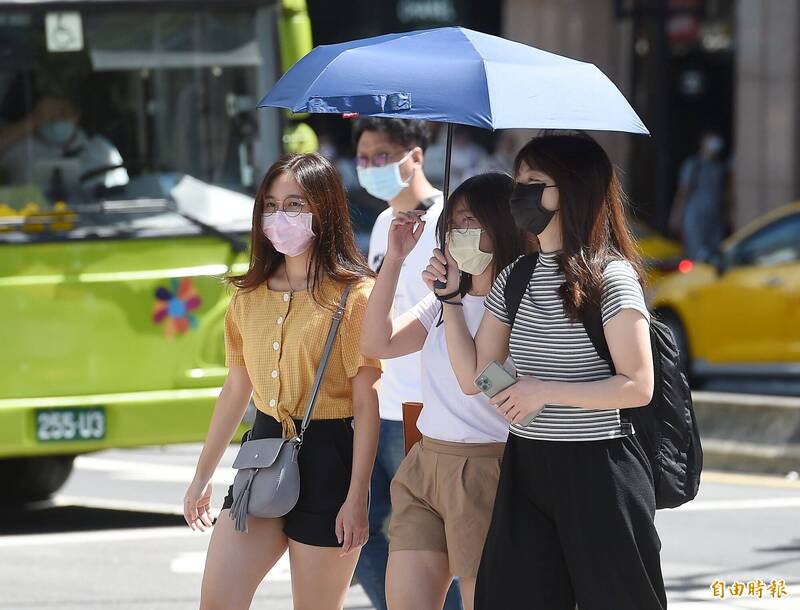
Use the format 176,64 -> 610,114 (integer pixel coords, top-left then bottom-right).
368,193 -> 443,420
0,131 -> 128,191
409,293 -> 510,443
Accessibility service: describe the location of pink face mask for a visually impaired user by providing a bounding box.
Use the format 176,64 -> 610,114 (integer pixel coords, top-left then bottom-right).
262,211 -> 316,257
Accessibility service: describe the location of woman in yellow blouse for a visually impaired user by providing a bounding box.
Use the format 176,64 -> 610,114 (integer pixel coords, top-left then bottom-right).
183,153 -> 382,610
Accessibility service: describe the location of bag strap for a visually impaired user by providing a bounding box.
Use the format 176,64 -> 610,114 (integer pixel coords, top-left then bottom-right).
580,302 -> 614,374
297,284 -> 352,442
504,253 -> 539,327
504,253 -> 612,370
581,300 -> 638,434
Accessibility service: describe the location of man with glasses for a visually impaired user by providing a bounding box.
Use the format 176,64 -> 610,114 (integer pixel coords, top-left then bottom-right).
352,118 -> 462,610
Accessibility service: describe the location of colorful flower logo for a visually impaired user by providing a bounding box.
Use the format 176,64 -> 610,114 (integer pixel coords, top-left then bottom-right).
153,277 -> 202,339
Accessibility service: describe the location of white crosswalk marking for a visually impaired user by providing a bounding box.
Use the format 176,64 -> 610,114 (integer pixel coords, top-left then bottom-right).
676,497 -> 800,511
169,551 -> 292,581
169,552 -> 207,574
18,449 -> 797,610
0,526 -> 197,548
74,455 -> 235,484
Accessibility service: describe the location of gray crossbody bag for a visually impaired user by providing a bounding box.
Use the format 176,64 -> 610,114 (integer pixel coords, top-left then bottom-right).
228,285 -> 351,533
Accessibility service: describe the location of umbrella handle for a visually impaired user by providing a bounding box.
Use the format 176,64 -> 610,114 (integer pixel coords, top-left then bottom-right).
434,123 -> 454,292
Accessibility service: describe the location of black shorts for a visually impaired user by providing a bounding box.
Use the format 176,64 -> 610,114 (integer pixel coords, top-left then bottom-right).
221,410 -> 355,548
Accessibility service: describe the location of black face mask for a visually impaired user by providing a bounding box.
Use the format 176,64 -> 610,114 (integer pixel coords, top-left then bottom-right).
510,182 -> 556,235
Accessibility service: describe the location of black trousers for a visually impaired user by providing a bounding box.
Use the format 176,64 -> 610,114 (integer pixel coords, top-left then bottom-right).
475,433 -> 667,610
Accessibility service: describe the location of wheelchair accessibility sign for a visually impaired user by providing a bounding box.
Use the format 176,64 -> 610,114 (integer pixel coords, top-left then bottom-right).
46,12 -> 84,53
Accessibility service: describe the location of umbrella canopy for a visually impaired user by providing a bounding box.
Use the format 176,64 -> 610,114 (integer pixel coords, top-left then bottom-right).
259,26 -> 649,287
259,26 -> 649,135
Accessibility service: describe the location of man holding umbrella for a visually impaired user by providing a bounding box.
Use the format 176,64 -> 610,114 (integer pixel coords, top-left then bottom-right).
352,117 -> 463,610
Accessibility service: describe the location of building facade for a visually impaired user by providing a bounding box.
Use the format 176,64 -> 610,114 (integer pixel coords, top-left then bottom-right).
503,0 -> 800,230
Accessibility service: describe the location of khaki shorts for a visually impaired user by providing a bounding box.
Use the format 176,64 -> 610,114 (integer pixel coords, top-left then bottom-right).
388,436 -> 504,578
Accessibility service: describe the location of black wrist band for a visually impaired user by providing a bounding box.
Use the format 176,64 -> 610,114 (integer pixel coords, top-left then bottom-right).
435,289 -> 461,302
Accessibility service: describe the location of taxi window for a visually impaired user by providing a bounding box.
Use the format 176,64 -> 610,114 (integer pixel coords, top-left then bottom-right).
734,213 -> 800,267
0,6 -> 279,244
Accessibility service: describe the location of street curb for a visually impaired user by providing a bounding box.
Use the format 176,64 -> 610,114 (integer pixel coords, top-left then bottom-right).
693,391 -> 800,474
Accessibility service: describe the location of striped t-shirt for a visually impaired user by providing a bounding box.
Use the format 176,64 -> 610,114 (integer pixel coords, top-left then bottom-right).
484,250 -> 650,442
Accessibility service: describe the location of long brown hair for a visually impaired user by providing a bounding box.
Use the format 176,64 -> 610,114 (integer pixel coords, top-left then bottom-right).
514,134 -> 644,320
437,172 -> 528,294
228,153 -> 373,309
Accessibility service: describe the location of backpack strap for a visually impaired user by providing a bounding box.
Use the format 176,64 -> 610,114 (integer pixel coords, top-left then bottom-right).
581,301 -> 636,436
504,254 -> 613,373
503,253 -> 539,327
580,301 -> 614,374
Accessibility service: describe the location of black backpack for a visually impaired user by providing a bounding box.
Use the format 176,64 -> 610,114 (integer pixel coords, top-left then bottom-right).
504,254 -> 702,510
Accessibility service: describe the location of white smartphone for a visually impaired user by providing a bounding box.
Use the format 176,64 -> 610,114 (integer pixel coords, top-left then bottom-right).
474,362 -> 541,427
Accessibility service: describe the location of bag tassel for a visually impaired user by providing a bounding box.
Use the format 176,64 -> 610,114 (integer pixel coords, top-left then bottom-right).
229,469 -> 257,533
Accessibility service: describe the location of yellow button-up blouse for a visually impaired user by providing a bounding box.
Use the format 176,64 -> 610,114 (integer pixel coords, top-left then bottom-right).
224,277 -> 381,438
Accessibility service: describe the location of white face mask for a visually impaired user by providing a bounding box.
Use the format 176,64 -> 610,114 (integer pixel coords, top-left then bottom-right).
447,228 -> 493,276
356,151 -> 414,201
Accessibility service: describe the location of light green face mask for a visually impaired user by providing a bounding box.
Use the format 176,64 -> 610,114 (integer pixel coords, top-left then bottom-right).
447,228 -> 493,276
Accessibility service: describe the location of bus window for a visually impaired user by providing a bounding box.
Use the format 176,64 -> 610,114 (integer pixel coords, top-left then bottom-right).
0,4 -> 282,243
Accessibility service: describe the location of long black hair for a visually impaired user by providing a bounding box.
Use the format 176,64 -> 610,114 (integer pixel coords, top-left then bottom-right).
514,134 -> 644,319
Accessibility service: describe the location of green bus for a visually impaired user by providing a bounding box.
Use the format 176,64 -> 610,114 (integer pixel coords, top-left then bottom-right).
0,0 -> 313,501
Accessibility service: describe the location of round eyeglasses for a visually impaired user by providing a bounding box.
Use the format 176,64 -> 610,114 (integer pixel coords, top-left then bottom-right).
451,220 -> 481,235
355,150 -> 412,169
263,197 -> 307,217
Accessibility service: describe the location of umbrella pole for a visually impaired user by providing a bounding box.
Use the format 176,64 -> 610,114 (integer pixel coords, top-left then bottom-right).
434,123 -> 454,290
440,123 -> 454,248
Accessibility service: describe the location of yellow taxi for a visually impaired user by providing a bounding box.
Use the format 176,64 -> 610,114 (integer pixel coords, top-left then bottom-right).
630,219 -> 684,285
650,202 -> 800,381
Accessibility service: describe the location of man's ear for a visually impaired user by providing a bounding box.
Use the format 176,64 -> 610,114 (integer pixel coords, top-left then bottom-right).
410,146 -> 424,166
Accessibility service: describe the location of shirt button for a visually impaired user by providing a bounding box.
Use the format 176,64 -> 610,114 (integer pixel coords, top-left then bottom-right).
272,341 -> 280,350
271,370 -> 278,379
277,316 -> 284,325
269,399 -> 276,407
283,293 -> 290,302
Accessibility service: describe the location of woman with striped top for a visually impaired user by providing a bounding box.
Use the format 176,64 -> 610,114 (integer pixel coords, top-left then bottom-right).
424,135 -> 667,609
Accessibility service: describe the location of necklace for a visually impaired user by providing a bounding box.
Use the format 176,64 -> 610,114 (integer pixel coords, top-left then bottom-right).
283,265 -> 295,296
283,265 -> 308,294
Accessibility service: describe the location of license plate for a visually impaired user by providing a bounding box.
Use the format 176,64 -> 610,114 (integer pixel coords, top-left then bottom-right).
35,407 -> 106,442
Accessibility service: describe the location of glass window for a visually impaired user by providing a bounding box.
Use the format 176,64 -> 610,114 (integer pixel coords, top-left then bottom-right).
0,5 -> 280,244
733,213 -> 800,267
